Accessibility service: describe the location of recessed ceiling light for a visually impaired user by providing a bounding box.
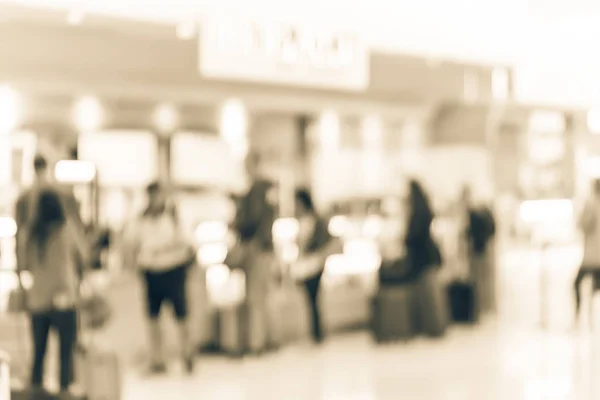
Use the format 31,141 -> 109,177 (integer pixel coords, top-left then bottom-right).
176,21 -> 197,40
67,9 -> 85,26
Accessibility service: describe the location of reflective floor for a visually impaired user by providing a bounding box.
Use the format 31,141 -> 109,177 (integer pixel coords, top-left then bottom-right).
121,243 -> 597,400
123,325 -> 599,400
5,242 -> 599,399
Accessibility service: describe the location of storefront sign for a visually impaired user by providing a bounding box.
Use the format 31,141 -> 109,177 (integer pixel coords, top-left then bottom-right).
199,14 -> 370,91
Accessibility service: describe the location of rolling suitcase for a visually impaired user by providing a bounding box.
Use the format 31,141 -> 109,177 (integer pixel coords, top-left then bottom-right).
447,281 -> 477,323
414,269 -> 449,337
371,285 -> 416,343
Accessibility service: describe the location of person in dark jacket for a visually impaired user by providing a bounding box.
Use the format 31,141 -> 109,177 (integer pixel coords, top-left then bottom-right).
292,189 -> 338,344
231,153 -> 277,354
405,180 -> 441,278
462,186 -> 497,315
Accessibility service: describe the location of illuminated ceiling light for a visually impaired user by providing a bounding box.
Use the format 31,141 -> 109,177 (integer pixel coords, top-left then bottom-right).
66,9 -> 85,26
588,108 -> 600,134
176,21 -> 197,40
220,98 -> 248,158
73,96 -> 104,133
0,84 -> 22,135
153,103 -> 179,134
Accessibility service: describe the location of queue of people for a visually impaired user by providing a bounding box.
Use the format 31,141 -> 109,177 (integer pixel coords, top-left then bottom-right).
8,152 -> 501,397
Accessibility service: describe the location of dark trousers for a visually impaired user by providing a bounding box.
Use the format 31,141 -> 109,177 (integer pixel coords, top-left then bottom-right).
574,265 -> 600,320
303,273 -> 323,343
30,309 -> 77,391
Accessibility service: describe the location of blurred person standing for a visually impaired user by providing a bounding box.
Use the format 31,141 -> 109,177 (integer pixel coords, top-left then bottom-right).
230,153 -> 277,354
18,189 -> 90,398
121,182 -> 196,374
15,155 -> 84,273
405,180 -> 447,336
574,179 -> 600,325
290,189 -> 339,344
405,180 -> 441,281
462,186 -> 497,316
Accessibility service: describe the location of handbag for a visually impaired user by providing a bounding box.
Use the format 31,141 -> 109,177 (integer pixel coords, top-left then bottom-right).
6,272 -> 27,314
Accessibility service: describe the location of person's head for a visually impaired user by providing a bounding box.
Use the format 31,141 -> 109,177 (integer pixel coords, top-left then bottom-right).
30,189 -> 66,259
33,154 -> 49,181
295,189 -> 315,217
408,179 -> 432,216
145,181 -> 167,214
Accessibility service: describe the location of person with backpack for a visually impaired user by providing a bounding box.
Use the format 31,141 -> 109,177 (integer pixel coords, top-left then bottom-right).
462,186 -> 497,317
15,155 -> 85,274
18,188 -> 90,399
122,182 -> 196,374
230,153 -> 277,354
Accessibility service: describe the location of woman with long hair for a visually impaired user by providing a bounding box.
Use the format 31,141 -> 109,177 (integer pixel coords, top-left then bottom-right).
405,180 -> 446,336
405,180 -> 440,278
292,189 -> 339,344
21,189 -> 89,397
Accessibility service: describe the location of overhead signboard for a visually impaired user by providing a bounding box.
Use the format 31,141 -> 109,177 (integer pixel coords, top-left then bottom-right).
199,13 -> 370,91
